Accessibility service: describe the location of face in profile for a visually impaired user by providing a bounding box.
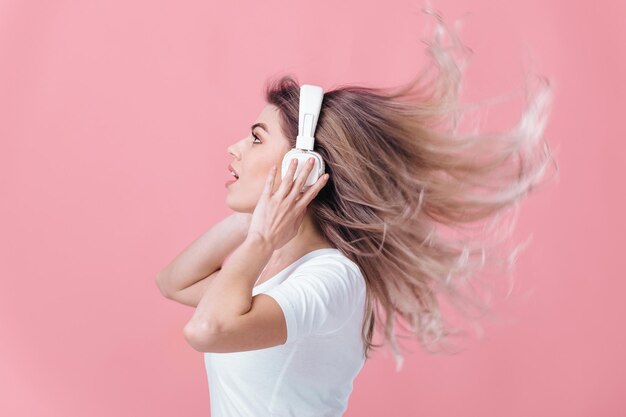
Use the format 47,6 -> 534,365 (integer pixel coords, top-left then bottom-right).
226,104 -> 291,213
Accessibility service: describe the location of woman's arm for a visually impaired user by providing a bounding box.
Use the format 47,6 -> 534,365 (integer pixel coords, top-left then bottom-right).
156,211 -> 251,299
184,233 -> 275,347
160,270 -> 219,307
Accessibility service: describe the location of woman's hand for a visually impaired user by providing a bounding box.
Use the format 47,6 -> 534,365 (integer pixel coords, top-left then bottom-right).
247,157 -> 330,251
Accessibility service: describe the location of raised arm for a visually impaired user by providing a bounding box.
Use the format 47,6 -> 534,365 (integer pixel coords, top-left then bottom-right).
156,211 -> 251,300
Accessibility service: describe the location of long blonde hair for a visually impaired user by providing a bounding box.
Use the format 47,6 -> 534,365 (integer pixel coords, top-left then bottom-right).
264,7 -> 558,371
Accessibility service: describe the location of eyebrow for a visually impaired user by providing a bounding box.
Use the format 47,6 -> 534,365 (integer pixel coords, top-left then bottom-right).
251,122 -> 270,135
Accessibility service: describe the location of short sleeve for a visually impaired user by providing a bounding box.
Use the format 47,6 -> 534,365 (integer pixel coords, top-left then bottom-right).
262,258 -> 365,345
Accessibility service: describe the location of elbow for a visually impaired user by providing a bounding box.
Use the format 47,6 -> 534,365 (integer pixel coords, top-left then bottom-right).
155,272 -> 172,299
184,320 -> 222,352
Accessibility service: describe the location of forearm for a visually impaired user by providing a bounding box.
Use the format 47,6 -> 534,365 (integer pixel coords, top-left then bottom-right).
185,233 -> 273,334
157,212 -> 250,295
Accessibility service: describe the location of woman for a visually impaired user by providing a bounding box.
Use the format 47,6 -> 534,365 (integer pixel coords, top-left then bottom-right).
156,9 -> 557,417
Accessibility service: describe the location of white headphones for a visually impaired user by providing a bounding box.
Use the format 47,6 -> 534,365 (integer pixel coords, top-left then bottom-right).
280,84 -> 326,192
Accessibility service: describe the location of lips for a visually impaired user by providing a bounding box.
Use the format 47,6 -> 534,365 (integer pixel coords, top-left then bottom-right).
228,164 -> 239,179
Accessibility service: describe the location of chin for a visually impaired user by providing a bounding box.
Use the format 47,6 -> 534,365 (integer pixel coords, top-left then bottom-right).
225,194 -> 255,214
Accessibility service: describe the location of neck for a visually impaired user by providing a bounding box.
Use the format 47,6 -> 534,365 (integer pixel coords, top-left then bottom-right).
267,212 -> 333,267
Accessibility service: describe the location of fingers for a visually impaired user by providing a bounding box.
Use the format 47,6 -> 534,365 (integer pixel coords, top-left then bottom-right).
262,164 -> 277,199
287,157 -> 316,200
275,158 -> 299,199
276,157 -> 330,208
294,168 -> 330,210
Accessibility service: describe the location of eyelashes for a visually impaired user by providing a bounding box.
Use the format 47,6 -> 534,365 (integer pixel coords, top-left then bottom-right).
251,130 -> 262,144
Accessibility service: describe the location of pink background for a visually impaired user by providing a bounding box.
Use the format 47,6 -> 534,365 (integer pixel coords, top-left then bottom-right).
1,0 -> 624,416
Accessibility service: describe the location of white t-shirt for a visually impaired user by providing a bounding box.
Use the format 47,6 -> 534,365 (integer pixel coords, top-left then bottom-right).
203,248 -> 367,417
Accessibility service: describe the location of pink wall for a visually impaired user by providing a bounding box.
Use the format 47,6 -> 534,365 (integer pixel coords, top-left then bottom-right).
1,0 -> 624,416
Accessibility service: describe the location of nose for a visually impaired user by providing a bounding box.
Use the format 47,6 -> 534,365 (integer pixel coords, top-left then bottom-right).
227,143 -> 240,160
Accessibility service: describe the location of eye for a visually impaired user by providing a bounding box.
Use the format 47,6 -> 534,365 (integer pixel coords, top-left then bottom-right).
251,130 -> 262,144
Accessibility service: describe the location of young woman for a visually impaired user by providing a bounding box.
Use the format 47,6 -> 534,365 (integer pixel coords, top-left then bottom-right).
156,9 -> 556,417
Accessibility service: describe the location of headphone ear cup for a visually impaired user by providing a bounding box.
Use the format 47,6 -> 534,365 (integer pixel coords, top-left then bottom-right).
281,150 -> 325,189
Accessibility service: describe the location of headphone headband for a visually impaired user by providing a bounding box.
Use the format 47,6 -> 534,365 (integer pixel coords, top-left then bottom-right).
280,83 -> 326,188
295,84 -> 324,151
